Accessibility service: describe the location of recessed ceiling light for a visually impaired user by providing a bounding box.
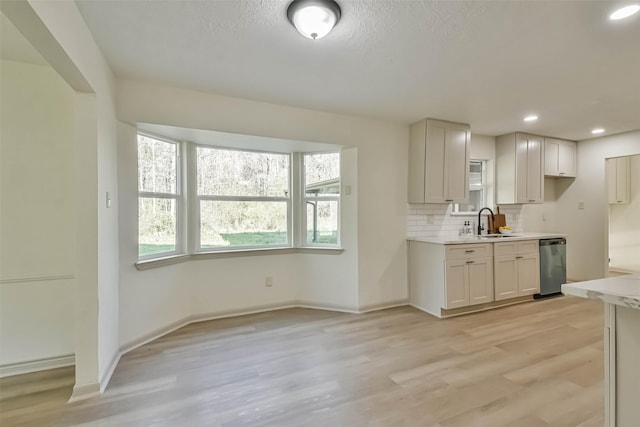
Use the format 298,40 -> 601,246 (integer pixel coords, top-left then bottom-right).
524,115 -> 538,122
610,4 -> 640,20
592,128 -> 605,134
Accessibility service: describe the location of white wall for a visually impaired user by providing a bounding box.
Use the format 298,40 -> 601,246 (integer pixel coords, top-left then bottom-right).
555,131 -> 640,280
0,60 -> 76,366
608,154 -> 640,272
116,79 -> 407,348
3,0 -> 121,395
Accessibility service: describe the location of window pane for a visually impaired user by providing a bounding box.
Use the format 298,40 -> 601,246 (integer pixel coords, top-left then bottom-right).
200,201 -> 288,248
197,147 -> 289,197
306,200 -> 338,245
138,135 -> 177,194
458,189 -> 483,212
469,160 -> 483,188
139,197 -> 176,256
305,153 -> 340,197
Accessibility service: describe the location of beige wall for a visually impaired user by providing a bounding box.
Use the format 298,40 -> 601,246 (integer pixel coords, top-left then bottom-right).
2,0 -> 121,397
116,79 -> 408,348
0,60 -> 76,367
608,154 -> 640,272
555,131 -> 640,280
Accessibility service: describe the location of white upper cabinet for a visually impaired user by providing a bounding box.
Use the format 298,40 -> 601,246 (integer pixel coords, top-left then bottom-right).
607,156 -> 630,204
496,132 -> 544,204
545,137 -> 577,177
409,119 -> 470,204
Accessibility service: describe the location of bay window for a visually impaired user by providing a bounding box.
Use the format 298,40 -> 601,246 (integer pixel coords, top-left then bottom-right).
137,132 -> 341,262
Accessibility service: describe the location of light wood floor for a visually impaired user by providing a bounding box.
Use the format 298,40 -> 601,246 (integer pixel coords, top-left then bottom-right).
1,296 -> 604,427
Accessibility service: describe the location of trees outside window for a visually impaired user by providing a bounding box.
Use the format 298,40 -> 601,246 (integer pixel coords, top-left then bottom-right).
137,133 -> 341,259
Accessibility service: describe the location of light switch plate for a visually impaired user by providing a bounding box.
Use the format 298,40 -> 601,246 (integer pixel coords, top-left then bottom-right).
578,200 -> 585,210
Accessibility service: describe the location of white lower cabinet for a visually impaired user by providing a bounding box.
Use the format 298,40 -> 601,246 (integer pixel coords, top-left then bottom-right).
445,257 -> 493,308
409,239 -> 542,318
494,240 -> 540,301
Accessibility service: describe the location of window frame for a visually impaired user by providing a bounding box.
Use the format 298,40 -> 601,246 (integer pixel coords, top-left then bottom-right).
137,132 -> 184,261
192,144 -> 292,253
302,152 -> 341,248
137,132 -> 343,263
453,159 -> 488,215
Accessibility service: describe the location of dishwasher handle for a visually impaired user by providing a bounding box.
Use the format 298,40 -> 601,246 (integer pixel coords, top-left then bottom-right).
539,238 -> 566,246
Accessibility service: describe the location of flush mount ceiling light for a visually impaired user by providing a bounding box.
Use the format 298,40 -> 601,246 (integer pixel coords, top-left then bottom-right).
592,128 -> 605,134
287,0 -> 341,40
524,115 -> 539,122
609,4 -> 640,20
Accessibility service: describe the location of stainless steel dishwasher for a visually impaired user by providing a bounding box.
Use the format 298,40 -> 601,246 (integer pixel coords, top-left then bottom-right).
536,238 -> 567,297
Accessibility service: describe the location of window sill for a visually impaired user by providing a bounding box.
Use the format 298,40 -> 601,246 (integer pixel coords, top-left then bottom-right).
135,247 -> 344,271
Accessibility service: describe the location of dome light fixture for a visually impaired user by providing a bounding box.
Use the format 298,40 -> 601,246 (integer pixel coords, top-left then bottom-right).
524,115 -> 539,122
609,4 -> 640,20
591,128 -> 605,134
287,0 -> 341,40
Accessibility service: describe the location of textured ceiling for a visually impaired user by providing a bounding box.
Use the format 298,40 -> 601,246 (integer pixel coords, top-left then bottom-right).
74,0 -> 640,140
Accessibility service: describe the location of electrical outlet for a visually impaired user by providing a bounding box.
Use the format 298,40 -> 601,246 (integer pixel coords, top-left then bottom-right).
578,201 -> 585,210
265,276 -> 273,287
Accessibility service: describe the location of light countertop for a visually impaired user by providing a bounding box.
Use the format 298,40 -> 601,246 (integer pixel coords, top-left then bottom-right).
408,232 -> 567,245
562,274 -> 640,310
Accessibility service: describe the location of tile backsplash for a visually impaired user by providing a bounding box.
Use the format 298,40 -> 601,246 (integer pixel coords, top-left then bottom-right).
407,204 -> 524,239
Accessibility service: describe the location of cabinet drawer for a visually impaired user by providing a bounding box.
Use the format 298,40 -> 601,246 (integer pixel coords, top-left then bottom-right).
517,240 -> 539,254
494,241 -> 517,257
494,240 -> 539,256
446,243 -> 492,259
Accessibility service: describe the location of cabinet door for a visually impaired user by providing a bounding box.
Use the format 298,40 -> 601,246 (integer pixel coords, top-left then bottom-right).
615,157 -> 629,203
445,260 -> 469,309
526,136 -> 544,203
558,141 -> 576,177
445,124 -> 470,203
607,157 -> 630,204
468,257 -> 494,306
515,135 -> 529,203
517,253 -> 540,295
545,140 -> 559,176
408,121 -> 427,203
494,255 -> 518,301
607,158 -> 617,204
425,122 -> 447,203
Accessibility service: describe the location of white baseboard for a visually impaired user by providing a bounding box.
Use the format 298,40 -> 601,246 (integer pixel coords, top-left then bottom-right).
68,382 -> 101,403
295,300 -> 360,314
99,351 -> 121,394
358,299 -> 409,313
0,354 -> 75,378
118,299 -> 411,365
189,301 -> 299,324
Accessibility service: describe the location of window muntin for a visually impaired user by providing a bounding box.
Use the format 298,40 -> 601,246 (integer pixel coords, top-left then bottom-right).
137,134 -> 179,258
454,160 -> 486,213
304,153 -> 340,245
196,146 -> 291,250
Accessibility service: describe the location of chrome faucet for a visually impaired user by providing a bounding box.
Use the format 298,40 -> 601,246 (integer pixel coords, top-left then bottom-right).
477,207 -> 495,236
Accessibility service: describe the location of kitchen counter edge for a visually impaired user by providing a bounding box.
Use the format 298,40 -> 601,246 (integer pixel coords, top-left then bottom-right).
407,232 -> 567,245
562,274 -> 640,310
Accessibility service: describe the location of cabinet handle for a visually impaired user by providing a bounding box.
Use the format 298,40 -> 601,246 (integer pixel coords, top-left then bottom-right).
516,256 -> 524,259
559,172 -> 565,175
528,199 -> 536,202
464,250 -> 475,253
445,199 -> 454,202
466,261 -> 475,264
